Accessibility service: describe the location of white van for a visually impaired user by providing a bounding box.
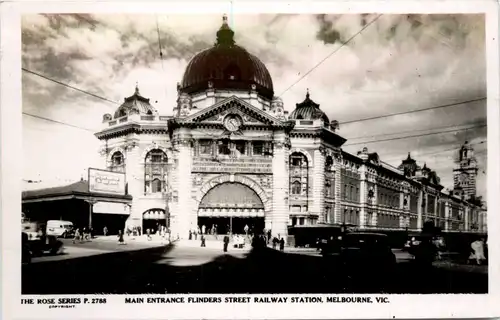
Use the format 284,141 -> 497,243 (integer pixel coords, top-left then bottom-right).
46,220 -> 74,238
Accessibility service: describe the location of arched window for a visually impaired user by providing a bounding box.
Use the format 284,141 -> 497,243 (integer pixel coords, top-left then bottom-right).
110,151 -> 125,172
144,149 -> 168,194
291,181 -> 301,195
325,155 -> 335,198
289,152 -> 308,197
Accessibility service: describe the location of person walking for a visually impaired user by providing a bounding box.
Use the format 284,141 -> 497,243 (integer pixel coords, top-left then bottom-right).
103,226 -> 108,237
200,234 -> 206,247
244,224 -> 249,237
470,238 -> 486,265
223,233 -> 230,252
73,228 -> 81,244
272,236 -> 278,249
279,237 -> 285,252
146,228 -> 152,241
118,230 -> 125,245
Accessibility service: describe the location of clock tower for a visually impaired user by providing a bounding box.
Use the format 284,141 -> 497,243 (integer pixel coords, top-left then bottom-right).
452,141 -> 478,199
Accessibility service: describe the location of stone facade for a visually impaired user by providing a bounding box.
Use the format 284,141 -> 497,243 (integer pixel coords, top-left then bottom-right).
93,19 -> 486,239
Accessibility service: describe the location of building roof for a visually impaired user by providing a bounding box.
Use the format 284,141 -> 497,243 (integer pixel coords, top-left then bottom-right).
288,90 -> 330,125
179,15 -> 274,99
113,84 -> 158,119
22,179 -> 132,202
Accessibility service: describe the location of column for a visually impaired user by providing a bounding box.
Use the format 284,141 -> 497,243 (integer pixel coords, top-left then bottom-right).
373,182 -> 379,227
464,206 -> 470,231
399,192 -> 407,229
271,134 -> 289,241
125,142 -> 142,229
358,165 -> 368,229
444,202 -> 450,231
312,148 -> 325,223
171,134 -> 193,239
334,158 -> 342,224
417,190 -> 423,230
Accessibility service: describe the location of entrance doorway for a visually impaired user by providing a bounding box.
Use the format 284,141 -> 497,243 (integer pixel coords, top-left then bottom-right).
197,182 -> 266,236
198,217 -> 264,235
93,213 -> 128,235
142,208 -> 167,234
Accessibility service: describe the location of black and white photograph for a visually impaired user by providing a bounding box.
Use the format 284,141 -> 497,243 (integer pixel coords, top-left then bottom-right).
1,1 -> 499,319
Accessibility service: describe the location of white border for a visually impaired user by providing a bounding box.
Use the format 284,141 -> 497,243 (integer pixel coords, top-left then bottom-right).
1,1 -> 499,319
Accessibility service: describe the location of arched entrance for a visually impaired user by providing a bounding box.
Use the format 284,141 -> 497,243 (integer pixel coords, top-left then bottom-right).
197,182 -> 265,235
142,208 -> 167,234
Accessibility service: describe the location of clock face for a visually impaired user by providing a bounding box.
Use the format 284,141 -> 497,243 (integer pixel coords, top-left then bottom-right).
224,114 -> 242,132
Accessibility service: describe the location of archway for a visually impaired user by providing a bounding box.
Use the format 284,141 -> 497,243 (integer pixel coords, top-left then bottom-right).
142,208 -> 167,234
197,182 -> 265,236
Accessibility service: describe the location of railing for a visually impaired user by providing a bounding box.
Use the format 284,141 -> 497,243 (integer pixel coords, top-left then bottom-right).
105,114 -> 171,127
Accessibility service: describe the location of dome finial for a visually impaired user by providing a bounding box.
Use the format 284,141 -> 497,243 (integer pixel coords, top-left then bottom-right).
216,13 -> 235,46
306,88 -> 310,99
135,81 -> 140,95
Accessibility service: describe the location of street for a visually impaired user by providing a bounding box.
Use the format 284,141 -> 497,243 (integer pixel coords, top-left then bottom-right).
22,239 -> 488,294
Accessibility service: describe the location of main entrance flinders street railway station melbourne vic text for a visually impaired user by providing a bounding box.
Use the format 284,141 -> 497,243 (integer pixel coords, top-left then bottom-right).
25,15 -> 485,241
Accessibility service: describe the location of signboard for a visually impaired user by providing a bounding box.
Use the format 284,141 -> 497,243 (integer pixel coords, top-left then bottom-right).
191,158 -> 273,174
93,202 -> 130,215
88,168 -> 126,196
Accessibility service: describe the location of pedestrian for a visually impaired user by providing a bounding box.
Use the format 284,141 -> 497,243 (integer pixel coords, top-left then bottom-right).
189,229 -> 193,240
244,224 -> 249,236
202,224 -> 206,235
194,229 -> 198,240
470,238 -> 486,265
137,226 -> 142,236
279,237 -> 285,251
73,228 -> 81,244
223,232 -> 230,252
103,226 -> 108,237
267,229 -> 271,245
200,234 -> 206,247
147,228 -> 152,241
118,230 -> 125,245
272,236 -> 278,249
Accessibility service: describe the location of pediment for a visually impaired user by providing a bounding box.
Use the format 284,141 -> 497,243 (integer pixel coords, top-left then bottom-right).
182,96 -> 286,127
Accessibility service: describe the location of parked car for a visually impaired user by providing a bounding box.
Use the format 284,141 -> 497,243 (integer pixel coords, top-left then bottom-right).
46,220 -> 74,238
22,221 -> 64,257
339,233 -> 396,271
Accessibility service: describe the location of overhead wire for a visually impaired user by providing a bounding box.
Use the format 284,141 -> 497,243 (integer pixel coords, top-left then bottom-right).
278,14 -> 383,97
345,121 -> 486,141
339,97 -> 486,125
343,124 -> 487,147
22,68 -> 119,105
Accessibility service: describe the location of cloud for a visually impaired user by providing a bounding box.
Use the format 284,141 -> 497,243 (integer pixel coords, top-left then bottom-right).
21,13 -> 487,200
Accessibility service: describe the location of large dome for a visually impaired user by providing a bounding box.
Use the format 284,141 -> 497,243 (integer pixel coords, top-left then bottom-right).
179,15 -> 274,100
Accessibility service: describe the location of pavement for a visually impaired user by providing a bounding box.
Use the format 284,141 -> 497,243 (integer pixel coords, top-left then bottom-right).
22,237 -> 488,294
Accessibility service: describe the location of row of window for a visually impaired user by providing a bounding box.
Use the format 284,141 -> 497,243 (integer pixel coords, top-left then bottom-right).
377,186 -> 400,208
341,183 -> 360,202
197,140 -> 272,157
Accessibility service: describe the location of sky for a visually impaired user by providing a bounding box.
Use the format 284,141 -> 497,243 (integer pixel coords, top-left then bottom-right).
21,13 -> 487,200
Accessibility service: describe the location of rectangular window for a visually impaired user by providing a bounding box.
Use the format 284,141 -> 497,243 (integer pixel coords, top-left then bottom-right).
234,141 -> 246,155
299,217 -> 305,225
199,140 -> 212,155
356,187 -> 359,202
252,141 -> 263,155
218,141 -> 231,155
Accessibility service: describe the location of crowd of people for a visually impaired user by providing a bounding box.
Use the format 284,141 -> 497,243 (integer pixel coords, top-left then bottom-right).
187,224 -> 287,253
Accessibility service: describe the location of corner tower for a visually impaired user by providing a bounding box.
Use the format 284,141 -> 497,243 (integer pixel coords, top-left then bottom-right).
453,141 -> 478,199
